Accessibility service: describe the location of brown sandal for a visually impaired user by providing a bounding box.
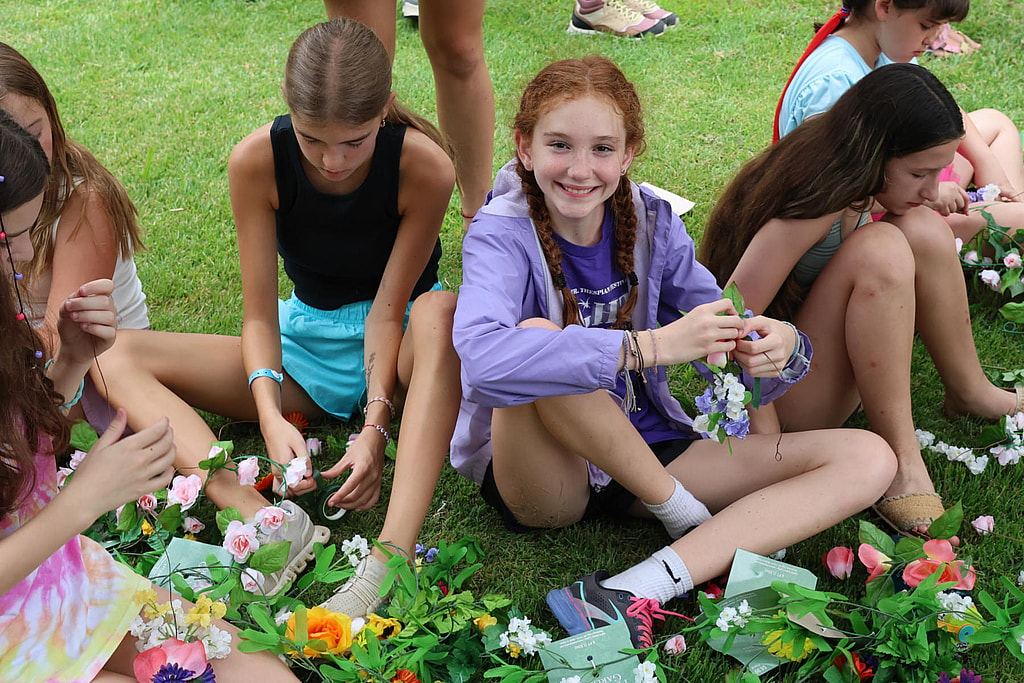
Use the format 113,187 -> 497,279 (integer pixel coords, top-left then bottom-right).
872,492 -> 946,538
927,23 -> 981,57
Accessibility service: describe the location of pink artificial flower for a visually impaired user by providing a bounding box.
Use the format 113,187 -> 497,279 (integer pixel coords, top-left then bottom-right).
306,437 -> 322,456
663,634 -> 687,656
183,517 -> 205,534
992,446 -> 1021,467
133,638 -> 209,683
237,456 -> 259,487
963,250 -> 980,264
167,474 -> 203,512
114,504 -> 125,523
980,269 -> 1002,291
223,519 -> 261,563
1004,252 -> 1023,269
824,546 -> 855,580
902,539 -> 976,591
284,456 -> 308,487
970,515 -> 994,535
207,445 -> 225,460
240,567 -> 265,593
69,449 -> 87,470
706,351 -> 728,368
857,543 -> 892,582
954,237 -> 964,254
254,505 -> 288,534
137,494 -> 158,512
56,467 -> 73,489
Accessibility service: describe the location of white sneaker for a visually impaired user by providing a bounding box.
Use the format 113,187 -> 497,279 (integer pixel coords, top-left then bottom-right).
402,0 -> 419,18
320,554 -> 389,618
262,500 -> 330,597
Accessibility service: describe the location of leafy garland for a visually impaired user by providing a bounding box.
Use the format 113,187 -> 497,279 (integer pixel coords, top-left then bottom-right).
956,207 -> 1024,325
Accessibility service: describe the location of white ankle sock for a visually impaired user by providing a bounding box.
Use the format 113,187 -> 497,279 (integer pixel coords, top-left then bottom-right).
644,477 -> 710,538
603,546 -> 693,604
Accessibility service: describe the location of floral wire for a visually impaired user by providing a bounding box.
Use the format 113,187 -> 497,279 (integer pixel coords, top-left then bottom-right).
758,348 -> 786,462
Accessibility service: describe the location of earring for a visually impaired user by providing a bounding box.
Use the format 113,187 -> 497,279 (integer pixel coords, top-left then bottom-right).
380,119 -> 386,128
620,168 -> 627,176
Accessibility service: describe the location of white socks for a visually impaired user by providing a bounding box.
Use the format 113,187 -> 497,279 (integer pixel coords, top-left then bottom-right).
603,546 -> 693,604
644,477 -> 710,538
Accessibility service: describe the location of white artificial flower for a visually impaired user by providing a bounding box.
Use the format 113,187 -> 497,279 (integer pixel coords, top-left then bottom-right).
769,548 -> 787,561
979,183 -> 1001,202
965,454 -> 989,475
341,534 -> 371,567
915,430 -> 936,448
634,660 -> 658,683
202,624 -> 233,660
980,269 -> 1002,291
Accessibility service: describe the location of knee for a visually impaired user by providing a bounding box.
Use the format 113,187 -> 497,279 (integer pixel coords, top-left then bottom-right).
894,208 -> 959,262
519,317 -> 561,331
422,33 -> 485,80
409,290 -> 457,333
843,222 -> 916,286
846,430 -> 898,500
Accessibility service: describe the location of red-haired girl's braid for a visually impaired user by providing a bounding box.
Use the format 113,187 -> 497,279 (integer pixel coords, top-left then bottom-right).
610,177 -> 639,330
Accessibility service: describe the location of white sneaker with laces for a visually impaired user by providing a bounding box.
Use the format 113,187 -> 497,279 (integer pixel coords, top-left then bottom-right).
261,500 -> 330,597
320,554 -> 390,618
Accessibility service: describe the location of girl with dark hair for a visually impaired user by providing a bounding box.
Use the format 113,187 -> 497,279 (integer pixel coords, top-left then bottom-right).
774,0 -> 1024,240
451,56 -> 896,650
97,18 -> 462,603
702,63 -> 1015,539
0,110 -> 299,683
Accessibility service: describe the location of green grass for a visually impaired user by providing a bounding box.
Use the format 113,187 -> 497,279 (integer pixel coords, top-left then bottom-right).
6,0 -> 1024,679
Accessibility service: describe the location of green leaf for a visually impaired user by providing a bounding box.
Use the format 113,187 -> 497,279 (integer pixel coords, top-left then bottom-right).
721,282 -> 747,314
858,520 -> 896,556
926,501 -> 962,540
115,502 -> 139,531
156,503 -> 183,532
250,540 -> 290,574
69,420 -> 99,452
216,507 -> 244,534
999,301 -> 1024,323
248,602 -> 279,635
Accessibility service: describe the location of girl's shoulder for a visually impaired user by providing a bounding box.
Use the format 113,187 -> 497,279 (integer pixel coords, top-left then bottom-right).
228,122 -> 276,181
398,127 -> 455,190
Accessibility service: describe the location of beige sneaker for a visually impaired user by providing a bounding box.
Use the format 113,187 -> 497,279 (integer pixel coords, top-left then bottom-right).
568,0 -> 666,38
319,554 -> 389,619
621,0 -> 678,27
261,500 -> 330,597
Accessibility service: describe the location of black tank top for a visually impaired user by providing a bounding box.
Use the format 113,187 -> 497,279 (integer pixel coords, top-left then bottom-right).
270,115 -> 442,310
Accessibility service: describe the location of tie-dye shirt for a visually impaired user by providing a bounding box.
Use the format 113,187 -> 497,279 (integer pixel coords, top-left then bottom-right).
0,452 -> 148,683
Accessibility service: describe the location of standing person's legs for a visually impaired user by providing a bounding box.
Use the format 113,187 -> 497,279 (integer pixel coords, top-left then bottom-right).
419,0 -> 495,228
323,0 -> 397,56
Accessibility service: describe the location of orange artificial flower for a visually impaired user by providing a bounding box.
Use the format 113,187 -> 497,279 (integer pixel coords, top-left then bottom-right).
391,669 -> 419,683
283,412 -> 309,435
286,607 -> 354,657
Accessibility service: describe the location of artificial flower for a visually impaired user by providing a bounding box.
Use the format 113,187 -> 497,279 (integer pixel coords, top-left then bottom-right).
634,660 -> 658,683
284,456 -> 308,487
824,546 -> 854,579
978,183 -> 1001,202
715,600 -> 752,632
769,548 -> 787,561
286,607 -> 354,657
663,634 -> 686,655
858,544 -> 892,582
1005,252 -> 1022,269
391,670 -> 419,683
222,520 -> 260,563
168,474 -> 203,512
559,678 -> 583,683
305,437 -> 322,456
903,539 -> 975,591
186,596 -> 227,629
763,626 -> 816,661
254,505 -> 288,534
474,614 -> 497,631
364,614 -> 403,639
284,411 -> 309,434
133,638 -> 213,683
236,456 -> 259,487
240,567 -> 265,593
135,493 -> 157,512
831,652 -> 876,680
341,534 -> 370,567
69,449 -> 87,470
56,466 -> 73,488
183,517 -> 205,534
141,519 -> 155,536
971,515 -> 995,535
980,269 -> 1002,291
938,669 -> 983,683
963,250 -> 980,264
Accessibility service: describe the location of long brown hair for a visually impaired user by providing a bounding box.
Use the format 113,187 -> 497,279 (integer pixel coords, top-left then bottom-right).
701,63 -> 963,320
0,42 -> 144,280
513,56 -> 646,329
0,109 -> 66,517
283,18 -> 451,159
840,0 -> 968,23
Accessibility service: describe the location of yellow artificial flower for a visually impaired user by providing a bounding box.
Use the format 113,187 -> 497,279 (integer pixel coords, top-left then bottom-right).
762,628 -> 816,662
507,643 -> 522,659
364,614 -> 403,639
184,533 -> 197,541
287,607 -> 354,658
141,519 -> 155,536
134,588 -> 158,607
185,595 -> 224,628
474,614 -> 497,631
142,598 -> 173,621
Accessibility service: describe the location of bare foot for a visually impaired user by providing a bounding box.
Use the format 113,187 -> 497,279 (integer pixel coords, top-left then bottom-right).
943,385 -> 1018,420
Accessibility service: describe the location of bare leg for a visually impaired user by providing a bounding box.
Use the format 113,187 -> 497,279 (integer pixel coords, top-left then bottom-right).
967,109 -> 1024,192
776,221 -> 928,506
663,429 -> 895,584
888,207 -> 1017,418
371,291 -> 461,561
100,586 -> 299,682
944,201 -> 1024,243
323,0 -> 397,56
419,0 -> 495,226
95,330 -> 323,517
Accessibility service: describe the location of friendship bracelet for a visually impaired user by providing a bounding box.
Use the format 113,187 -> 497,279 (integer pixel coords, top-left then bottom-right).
780,321 -> 801,365
364,396 -> 396,420
44,359 -> 86,411
629,329 -> 645,373
248,367 -> 284,390
649,329 -> 659,368
362,422 -> 392,446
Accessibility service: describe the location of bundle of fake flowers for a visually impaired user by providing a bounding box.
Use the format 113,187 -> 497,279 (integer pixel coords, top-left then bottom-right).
130,590 -> 232,682
955,206 -> 1024,324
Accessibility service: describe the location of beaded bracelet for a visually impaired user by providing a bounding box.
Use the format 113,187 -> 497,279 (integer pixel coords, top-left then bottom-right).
44,359 -> 86,411
364,396 -> 396,420
363,422 -> 392,446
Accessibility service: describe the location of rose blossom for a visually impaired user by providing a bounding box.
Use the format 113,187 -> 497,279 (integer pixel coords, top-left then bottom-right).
305,438 -> 322,456
963,250 -> 980,264
663,634 -> 687,656
137,494 -> 158,512
254,505 -> 288,535
167,474 -> 203,511
980,269 -> 1002,291
236,456 -> 259,487
183,517 -> 206,534
240,567 -> 265,593
970,515 -> 994,535
222,520 -> 261,563
69,449 -> 87,470
284,457 -> 308,487
1004,252 -> 1022,269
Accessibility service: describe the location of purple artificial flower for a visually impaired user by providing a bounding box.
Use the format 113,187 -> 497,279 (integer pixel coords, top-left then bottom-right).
151,662 -> 217,683
959,670 -> 982,683
695,387 -> 715,414
425,547 -> 439,563
723,414 -> 750,438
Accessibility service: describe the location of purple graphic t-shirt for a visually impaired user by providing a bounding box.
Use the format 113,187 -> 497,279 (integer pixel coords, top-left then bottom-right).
555,209 -> 677,444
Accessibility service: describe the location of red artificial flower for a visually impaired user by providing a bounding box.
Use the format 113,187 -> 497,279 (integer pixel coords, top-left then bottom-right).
902,539 -> 976,591
134,639 -> 209,683
254,472 -> 276,493
824,546 -> 855,580
283,411 -> 309,435
832,651 -> 876,680
436,579 -> 449,597
391,669 -> 420,683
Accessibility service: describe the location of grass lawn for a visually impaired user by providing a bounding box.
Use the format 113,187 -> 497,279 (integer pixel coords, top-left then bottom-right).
5,0 -> 1024,679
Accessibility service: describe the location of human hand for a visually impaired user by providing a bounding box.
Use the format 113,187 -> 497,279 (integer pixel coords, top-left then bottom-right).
64,409 -> 176,519
925,182 -> 970,216
57,279 -> 117,364
322,428 -> 385,512
261,415 -> 315,496
733,316 -> 797,378
999,184 -> 1024,203
660,298 -> 745,367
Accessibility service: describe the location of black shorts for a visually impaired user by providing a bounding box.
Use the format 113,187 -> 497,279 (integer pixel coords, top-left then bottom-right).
480,437 -> 693,533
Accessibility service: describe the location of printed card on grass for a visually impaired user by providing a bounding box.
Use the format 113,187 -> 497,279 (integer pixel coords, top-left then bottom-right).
149,536 -> 233,591
539,620 -> 640,683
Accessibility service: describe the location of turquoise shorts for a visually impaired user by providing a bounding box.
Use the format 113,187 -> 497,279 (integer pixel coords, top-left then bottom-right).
278,284 -> 441,419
